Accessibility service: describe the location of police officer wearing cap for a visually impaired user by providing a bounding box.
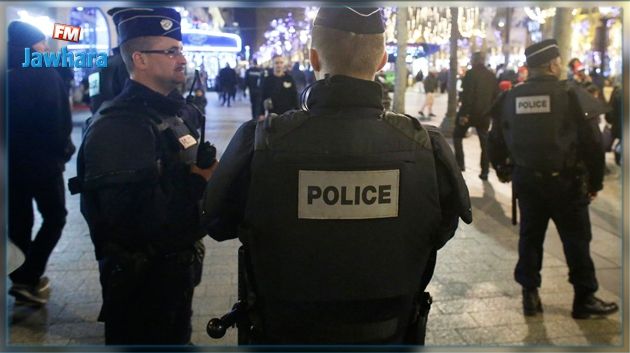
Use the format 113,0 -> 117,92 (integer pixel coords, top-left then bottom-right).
488,39 -> 618,319
71,8 -> 217,344
88,8 -> 205,131
202,7 -> 471,344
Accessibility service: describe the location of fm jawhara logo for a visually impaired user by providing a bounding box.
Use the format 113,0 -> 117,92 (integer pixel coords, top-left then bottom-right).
21,22 -> 108,68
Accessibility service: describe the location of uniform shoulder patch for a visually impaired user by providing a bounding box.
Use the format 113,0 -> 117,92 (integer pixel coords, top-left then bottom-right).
381,111 -> 431,149
255,110 -> 310,150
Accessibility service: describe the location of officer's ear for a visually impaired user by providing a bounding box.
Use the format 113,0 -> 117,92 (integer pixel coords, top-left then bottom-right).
132,51 -> 149,71
376,51 -> 387,72
310,48 -> 321,72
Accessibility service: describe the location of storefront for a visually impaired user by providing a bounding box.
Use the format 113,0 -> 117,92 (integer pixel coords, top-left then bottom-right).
181,28 -> 242,89
66,7 -> 110,87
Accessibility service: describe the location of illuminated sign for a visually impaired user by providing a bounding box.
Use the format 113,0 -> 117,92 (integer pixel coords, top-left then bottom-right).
182,29 -> 242,52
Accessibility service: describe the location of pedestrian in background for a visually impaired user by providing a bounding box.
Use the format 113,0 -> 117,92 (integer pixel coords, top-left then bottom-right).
568,58 -> 592,87
245,59 -> 264,119
418,69 -> 437,119
7,21 -> 75,306
291,62 -> 307,95
73,8 -> 217,344
453,51 -> 498,180
488,39 -> 618,320
218,63 -> 237,107
259,54 -> 299,117
438,67 -> 448,93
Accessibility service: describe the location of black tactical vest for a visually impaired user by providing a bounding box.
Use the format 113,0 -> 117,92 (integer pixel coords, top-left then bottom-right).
502,77 -> 578,172
241,109 -> 441,341
72,101 -> 200,258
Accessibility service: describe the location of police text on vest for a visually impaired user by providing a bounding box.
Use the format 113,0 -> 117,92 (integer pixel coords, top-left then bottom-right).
515,95 -> 551,114
298,170 -> 399,219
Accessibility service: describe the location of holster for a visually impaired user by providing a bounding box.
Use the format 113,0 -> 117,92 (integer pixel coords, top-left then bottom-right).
403,292 -> 432,345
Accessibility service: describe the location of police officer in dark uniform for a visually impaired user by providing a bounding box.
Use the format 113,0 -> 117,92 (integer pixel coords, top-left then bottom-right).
89,8 -> 204,131
488,39 -> 618,319
202,7 -> 471,344
70,8 -> 217,344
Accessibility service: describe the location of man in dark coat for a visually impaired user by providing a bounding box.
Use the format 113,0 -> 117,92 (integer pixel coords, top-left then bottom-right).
259,54 -> 299,117
218,63 -> 237,107
245,59 -> 264,119
7,21 -> 75,306
453,51 -> 498,180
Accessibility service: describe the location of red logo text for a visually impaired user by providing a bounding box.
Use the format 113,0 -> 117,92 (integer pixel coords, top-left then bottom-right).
52,23 -> 81,42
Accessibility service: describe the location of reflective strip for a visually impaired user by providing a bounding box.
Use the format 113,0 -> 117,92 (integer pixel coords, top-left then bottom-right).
298,170 -> 399,219
515,95 -> 551,114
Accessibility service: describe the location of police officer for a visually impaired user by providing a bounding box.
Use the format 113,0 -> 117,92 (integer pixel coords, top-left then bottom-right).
89,8 -> 204,131
202,7 -> 471,344
71,8 -> 217,344
488,39 -> 618,319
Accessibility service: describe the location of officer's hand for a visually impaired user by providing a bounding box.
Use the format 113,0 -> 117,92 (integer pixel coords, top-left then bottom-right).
588,191 -> 597,201
257,114 -> 266,121
495,164 -> 513,183
191,162 -> 218,182
459,115 -> 469,126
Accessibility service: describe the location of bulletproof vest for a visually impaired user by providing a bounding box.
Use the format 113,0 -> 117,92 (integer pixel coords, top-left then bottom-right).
242,109 -> 441,341
72,101 -> 200,258
502,78 -> 578,172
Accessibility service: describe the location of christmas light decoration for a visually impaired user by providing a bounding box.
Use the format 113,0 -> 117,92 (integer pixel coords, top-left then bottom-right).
524,7 -> 556,24
257,7 -> 317,64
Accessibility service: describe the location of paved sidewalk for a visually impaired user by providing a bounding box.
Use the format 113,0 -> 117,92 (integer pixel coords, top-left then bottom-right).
7,89 -> 625,348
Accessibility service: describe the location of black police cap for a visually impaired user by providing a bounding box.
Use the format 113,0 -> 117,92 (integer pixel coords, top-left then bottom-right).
314,7 -> 385,34
117,7 -> 182,45
525,39 -> 560,67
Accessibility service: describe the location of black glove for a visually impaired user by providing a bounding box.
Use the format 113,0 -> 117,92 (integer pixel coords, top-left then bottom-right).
495,164 -> 513,183
197,141 -> 217,169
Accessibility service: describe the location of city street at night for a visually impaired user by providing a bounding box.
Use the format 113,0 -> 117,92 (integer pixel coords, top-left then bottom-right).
8,89 -> 623,346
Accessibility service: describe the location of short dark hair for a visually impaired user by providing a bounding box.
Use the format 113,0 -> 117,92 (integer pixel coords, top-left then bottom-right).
311,25 -> 384,78
120,36 -> 160,73
471,52 -> 486,66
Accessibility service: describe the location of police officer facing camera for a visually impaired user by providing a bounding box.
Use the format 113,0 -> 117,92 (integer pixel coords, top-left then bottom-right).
488,39 -> 618,319
72,8 -> 217,344
202,7 -> 471,344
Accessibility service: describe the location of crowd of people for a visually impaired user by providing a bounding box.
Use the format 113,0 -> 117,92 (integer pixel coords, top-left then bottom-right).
6,5 -> 623,347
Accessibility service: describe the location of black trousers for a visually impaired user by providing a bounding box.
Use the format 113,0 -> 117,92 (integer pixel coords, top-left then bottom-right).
9,172 -> 67,285
512,167 -> 598,294
249,91 -> 261,119
101,250 -> 196,345
452,118 -> 489,176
